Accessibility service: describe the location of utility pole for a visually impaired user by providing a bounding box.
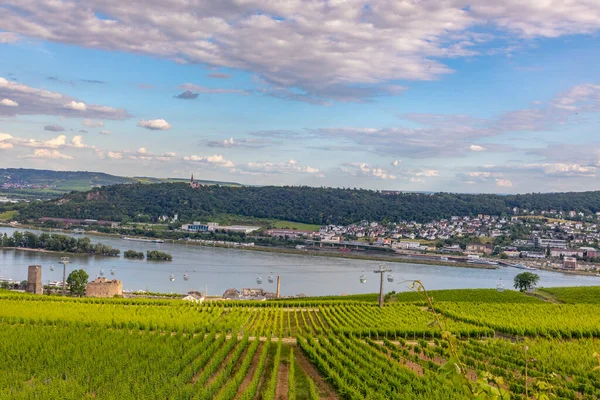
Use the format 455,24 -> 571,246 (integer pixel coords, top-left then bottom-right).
373,264 -> 391,308
60,257 -> 70,296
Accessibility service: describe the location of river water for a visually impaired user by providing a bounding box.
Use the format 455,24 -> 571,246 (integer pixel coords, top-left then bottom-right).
1,227 -> 599,296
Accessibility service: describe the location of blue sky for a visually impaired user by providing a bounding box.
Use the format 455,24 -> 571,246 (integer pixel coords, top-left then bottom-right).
1,0 -> 600,193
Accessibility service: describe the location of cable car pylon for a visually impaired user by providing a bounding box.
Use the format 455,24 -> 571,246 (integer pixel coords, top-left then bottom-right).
373,264 -> 392,308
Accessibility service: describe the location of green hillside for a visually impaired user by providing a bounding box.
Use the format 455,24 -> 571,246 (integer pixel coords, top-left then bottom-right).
12,181 -> 600,225
0,169 -> 241,199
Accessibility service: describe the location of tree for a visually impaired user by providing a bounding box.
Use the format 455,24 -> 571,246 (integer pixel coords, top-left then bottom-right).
500,252 -> 509,259
513,272 -> 539,292
67,269 -> 89,297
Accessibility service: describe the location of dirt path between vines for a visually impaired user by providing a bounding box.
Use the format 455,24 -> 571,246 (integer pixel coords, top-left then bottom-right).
275,359 -> 289,400
294,347 -> 338,400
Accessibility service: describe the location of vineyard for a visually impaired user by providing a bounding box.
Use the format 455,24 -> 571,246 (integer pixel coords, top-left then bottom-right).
1,287 -> 600,399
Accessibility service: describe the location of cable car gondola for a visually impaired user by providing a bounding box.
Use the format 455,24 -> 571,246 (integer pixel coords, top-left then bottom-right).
169,274 -> 175,282
99,268 -> 104,277
359,274 -> 367,284
387,274 -> 394,283
268,274 -> 274,284
50,264 -> 55,272
183,272 -> 189,281
110,268 -> 115,276
256,276 -> 263,285
496,279 -> 505,293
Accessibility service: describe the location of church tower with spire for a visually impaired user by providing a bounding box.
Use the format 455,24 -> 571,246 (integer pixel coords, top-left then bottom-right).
190,174 -> 201,188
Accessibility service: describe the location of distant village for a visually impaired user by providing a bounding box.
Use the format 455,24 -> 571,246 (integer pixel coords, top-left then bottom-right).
176,207 -> 600,274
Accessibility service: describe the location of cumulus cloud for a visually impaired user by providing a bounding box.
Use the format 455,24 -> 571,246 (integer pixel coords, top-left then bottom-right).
70,135 -> 87,148
0,77 -> 129,119
44,124 -> 65,132
183,154 -> 235,168
204,137 -> 267,149
137,119 -> 172,130
107,151 -> 123,159
243,159 -> 320,175
82,119 -> 104,128
340,162 -> 439,182
0,133 -> 14,149
64,101 -> 86,111
0,98 -> 18,107
174,90 -> 199,100
469,144 -> 485,152
341,163 -> 396,180
495,179 -> 513,188
26,149 -> 73,160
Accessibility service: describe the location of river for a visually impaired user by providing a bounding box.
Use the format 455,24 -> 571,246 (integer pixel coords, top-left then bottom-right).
1,226 -> 599,296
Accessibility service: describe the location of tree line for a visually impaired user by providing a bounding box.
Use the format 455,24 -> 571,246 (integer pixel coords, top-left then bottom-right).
0,231 -> 120,257
11,183 -> 600,225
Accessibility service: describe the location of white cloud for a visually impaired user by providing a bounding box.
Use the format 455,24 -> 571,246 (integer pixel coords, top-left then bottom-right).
82,119 -> 104,128
64,101 -> 86,111
137,147 -> 148,154
526,163 -> 596,177
18,135 -> 68,149
551,84 -> 600,111
0,133 -> 14,150
205,137 -> 268,149
0,77 -> 129,119
0,98 -> 18,107
27,149 -> 73,160
495,179 -> 513,188
341,163 -> 396,180
184,154 -> 235,168
3,1 -> 599,102
70,135 -> 87,148
137,119 -> 172,130
392,160 -> 401,167
0,32 -> 20,43
99,130 -> 111,135
414,169 -> 439,178
107,151 -> 123,159
243,159 -> 320,175
469,144 -> 485,152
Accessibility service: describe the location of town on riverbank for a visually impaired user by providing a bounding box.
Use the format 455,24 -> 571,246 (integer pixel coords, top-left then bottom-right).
7,205 -> 600,276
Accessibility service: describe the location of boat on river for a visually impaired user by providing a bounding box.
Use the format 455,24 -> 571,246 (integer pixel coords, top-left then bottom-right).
512,263 -> 536,270
122,236 -> 164,243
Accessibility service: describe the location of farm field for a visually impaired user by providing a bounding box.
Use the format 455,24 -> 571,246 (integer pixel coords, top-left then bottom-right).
1,288 -> 600,399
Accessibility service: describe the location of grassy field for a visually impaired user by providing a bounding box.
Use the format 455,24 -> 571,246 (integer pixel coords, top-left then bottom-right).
517,215 -> 571,224
0,210 -> 18,221
272,220 -> 321,231
1,287 -> 600,399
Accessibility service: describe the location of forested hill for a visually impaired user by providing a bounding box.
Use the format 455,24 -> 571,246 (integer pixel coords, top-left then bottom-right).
12,183 -> 600,225
0,168 -> 241,199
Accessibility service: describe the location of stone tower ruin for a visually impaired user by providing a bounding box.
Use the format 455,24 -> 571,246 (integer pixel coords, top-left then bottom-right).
26,265 -> 43,295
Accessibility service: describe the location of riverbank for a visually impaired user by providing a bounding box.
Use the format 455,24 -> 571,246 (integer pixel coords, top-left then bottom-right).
1,223 -> 494,269
5,223 -> 600,277
233,244 -> 497,269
